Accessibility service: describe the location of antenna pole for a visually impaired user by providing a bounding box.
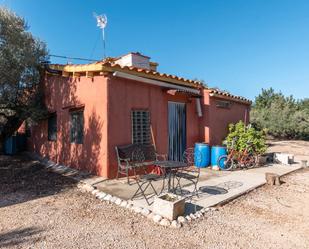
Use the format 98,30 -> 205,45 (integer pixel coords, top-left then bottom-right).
102,28 -> 106,59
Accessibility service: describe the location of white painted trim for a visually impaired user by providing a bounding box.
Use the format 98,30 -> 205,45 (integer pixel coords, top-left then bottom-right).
112,71 -> 200,95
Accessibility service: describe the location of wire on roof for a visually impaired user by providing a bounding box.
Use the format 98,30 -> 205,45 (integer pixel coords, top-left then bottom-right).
50,54 -> 99,62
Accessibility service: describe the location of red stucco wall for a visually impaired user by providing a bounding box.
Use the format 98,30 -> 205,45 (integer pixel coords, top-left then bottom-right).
105,76 -> 200,178
200,89 -> 250,146
28,74 -> 109,176
28,73 -> 250,179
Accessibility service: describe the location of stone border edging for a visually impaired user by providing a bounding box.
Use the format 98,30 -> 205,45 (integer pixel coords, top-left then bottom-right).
77,182 -> 218,229
25,152 -> 218,229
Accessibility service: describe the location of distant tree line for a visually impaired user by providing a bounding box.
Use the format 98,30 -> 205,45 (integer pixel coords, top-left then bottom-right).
250,88 -> 309,140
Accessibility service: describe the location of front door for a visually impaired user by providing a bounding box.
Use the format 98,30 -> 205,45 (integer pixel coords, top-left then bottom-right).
168,102 -> 186,161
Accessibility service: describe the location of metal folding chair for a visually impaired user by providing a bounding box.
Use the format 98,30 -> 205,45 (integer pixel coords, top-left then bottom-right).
174,148 -> 202,198
130,148 -> 161,205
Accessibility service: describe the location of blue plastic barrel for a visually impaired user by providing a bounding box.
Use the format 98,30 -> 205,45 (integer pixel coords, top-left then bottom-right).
4,136 -> 17,155
211,146 -> 227,166
194,143 -> 210,168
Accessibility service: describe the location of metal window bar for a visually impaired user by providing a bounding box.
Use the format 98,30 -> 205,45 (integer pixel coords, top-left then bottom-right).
131,110 -> 150,145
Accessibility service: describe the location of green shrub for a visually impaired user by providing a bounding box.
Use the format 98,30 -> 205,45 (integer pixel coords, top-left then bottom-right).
224,121 -> 267,155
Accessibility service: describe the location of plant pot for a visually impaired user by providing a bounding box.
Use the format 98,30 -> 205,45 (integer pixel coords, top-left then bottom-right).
257,155 -> 268,166
153,193 -> 185,220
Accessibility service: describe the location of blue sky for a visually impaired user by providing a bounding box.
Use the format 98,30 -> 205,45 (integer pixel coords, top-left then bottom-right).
1,0 -> 309,100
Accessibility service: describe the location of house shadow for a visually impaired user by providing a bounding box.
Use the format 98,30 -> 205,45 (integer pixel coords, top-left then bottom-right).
0,154 -> 76,208
0,227 -> 43,248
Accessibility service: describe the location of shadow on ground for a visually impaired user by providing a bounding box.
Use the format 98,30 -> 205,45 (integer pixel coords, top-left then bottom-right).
0,227 -> 43,248
0,154 -> 76,208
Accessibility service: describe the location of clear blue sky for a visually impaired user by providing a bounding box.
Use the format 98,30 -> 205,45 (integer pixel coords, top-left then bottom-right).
1,0 -> 309,100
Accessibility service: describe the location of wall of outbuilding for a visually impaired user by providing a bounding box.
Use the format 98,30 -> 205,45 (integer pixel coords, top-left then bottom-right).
27,73 -> 250,179
28,74 -> 109,176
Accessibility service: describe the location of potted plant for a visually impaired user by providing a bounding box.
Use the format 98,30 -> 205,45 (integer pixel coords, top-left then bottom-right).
153,193 -> 185,220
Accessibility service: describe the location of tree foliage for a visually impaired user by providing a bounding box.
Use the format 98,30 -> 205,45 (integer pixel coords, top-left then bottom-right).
0,7 -> 48,145
225,121 -> 267,154
251,88 -> 309,140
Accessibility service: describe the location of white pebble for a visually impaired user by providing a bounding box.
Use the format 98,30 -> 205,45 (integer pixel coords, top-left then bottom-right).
185,215 -> 192,222
141,208 -> 150,216
115,198 -> 122,205
153,214 -> 163,223
160,218 -> 171,227
177,216 -> 186,224
171,220 -> 181,229
133,206 -> 143,214
104,194 -> 112,201
120,201 -> 128,207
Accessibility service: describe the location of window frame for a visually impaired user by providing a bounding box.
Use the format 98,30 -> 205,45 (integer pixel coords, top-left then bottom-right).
131,109 -> 151,145
47,113 -> 57,141
216,100 -> 231,109
70,109 -> 84,144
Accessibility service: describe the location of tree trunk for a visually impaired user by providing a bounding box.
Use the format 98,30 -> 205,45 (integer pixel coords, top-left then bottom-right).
265,173 -> 281,186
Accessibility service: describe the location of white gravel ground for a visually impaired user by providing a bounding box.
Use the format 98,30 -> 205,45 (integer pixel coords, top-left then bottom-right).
1,141 -> 309,249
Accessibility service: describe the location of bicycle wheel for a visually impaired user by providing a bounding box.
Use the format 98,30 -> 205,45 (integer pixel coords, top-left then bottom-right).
217,155 -> 233,171
245,154 -> 256,169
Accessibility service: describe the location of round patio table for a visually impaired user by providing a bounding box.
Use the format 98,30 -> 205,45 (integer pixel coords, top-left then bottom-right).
154,160 -> 188,193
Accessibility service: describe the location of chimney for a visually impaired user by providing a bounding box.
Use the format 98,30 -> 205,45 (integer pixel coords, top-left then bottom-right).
114,52 -> 158,71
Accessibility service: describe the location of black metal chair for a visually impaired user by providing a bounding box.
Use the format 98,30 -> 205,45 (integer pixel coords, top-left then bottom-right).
115,144 -> 166,184
174,148 -> 202,198
130,148 -> 162,205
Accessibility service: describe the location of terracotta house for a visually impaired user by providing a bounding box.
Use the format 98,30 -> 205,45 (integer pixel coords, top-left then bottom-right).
28,52 -> 251,178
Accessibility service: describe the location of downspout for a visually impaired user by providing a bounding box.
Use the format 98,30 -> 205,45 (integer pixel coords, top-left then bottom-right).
195,98 -> 203,117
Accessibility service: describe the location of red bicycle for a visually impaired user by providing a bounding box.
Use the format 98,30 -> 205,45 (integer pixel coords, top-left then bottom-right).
217,141 -> 257,171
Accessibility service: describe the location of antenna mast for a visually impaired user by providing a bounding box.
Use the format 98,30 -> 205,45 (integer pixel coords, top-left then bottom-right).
94,13 -> 108,59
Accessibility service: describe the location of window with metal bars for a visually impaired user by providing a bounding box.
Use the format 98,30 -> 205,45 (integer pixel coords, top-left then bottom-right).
48,113 -> 57,141
131,110 -> 151,145
70,110 -> 84,144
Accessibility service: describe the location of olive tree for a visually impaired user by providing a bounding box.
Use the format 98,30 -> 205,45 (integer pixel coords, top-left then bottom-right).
0,7 -> 48,149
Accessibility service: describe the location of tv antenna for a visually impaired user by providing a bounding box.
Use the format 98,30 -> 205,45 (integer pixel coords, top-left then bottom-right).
93,13 -> 108,59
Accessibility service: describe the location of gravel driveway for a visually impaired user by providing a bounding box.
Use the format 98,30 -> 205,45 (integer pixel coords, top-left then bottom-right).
1,152 -> 309,249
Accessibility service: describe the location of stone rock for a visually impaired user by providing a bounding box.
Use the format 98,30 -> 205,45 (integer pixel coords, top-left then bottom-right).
104,194 -> 112,201
190,213 -> 197,219
98,192 -> 107,199
92,189 -> 100,195
120,201 -> 128,207
160,218 -> 171,227
153,214 -> 163,223
210,207 -> 218,211
171,220 -> 182,229
133,206 -> 143,214
195,212 -> 202,218
205,207 -> 211,212
126,203 -> 133,209
110,196 -> 117,203
115,198 -> 122,205
147,212 -> 155,220
177,216 -> 187,224
185,215 -> 192,222
141,208 -> 151,216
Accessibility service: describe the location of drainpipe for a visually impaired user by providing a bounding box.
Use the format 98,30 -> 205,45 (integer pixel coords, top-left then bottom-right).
195,98 -> 203,117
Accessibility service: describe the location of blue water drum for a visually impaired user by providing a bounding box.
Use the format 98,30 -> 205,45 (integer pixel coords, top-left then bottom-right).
4,136 -> 17,155
194,143 -> 210,168
211,146 -> 227,166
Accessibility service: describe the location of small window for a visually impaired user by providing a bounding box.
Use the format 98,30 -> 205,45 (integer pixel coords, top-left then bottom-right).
131,110 -> 150,145
70,110 -> 84,144
216,100 -> 231,109
48,113 -> 57,141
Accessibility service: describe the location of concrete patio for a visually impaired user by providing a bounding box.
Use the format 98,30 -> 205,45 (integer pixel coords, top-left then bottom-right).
92,161 -> 304,215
